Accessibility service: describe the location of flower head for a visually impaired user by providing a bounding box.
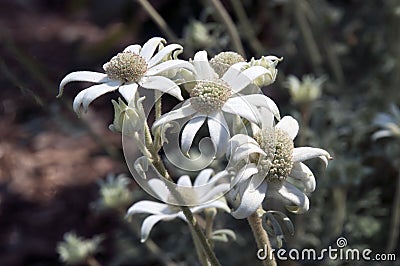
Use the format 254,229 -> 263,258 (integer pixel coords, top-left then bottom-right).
210,51 -> 246,76
95,174 -> 134,210
228,114 -> 332,219
58,37 -> 194,115
285,74 -> 326,104
246,55 -> 282,87
57,232 -> 103,265
126,169 -> 230,242
152,50 -> 280,157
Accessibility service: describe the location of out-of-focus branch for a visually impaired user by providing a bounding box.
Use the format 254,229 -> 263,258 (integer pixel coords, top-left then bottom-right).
135,0 -> 179,43
230,0 -> 264,57
207,0 -> 245,57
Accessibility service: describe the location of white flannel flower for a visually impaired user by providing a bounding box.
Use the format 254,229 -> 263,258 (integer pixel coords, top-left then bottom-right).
127,169 -> 230,242
372,103 -> 400,140
152,50 -> 280,157
285,74 -> 326,104
246,55 -> 282,87
58,37 -> 194,115
228,114 -> 332,219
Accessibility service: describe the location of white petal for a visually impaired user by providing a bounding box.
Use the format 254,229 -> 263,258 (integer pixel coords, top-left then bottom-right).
228,134 -> 258,154
140,37 -> 166,62
276,116 -> 299,140
177,175 -> 192,187
58,71 -> 109,97
152,101 -> 196,129
82,81 -> 120,111
127,200 -> 169,216
148,44 -> 183,68
226,66 -> 269,93
199,183 -> 230,203
181,115 -> 206,155
147,59 -> 194,76
221,62 -> 248,84
193,51 -> 216,80
258,107 -> 275,129
193,169 -> 214,186
72,82 -> 119,114
148,179 -> 171,202
123,44 -> 141,54
208,170 -> 230,184
289,162 -> 316,193
372,129 -> 393,140
276,182 -> 309,214
222,97 -> 260,124
118,83 -> 138,103
239,94 -> 280,120
140,214 -> 178,242
207,111 -> 230,157
231,179 -> 268,219
230,143 -> 266,165
191,199 -> 230,213
231,164 -> 259,187
292,147 -> 332,167
139,76 -> 183,100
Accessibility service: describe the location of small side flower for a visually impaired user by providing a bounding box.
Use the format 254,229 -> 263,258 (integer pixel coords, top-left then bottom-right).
126,169 -> 231,242
57,232 -> 103,265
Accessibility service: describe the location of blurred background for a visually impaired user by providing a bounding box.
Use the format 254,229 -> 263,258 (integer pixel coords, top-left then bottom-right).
0,0 -> 399,265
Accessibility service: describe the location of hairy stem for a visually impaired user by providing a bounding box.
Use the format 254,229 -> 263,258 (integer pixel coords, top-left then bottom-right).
247,208 -> 276,266
142,122 -> 221,266
207,0 -> 245,57
189,225 -> 210,266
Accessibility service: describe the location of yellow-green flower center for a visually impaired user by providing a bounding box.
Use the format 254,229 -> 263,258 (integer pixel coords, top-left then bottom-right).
210,51 -> 246,76
255,128 -> 294,181
190,80 -> 231,114
104,52 -> 148,83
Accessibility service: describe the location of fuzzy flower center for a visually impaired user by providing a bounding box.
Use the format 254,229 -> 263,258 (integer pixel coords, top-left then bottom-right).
210,51 -> 246,76
255,128 -> 294,181
190,80 -> 231,114
104,52 -> 148,83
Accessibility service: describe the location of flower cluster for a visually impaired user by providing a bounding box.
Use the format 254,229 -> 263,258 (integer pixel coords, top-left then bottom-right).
59,37 -> 331,246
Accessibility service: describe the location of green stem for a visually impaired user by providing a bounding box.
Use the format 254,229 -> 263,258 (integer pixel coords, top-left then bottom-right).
247,207 -> 276,266
182,207 -> 221,266
189,225 -> 210,266
207,0 -> 245,57
142,122 -> 221,266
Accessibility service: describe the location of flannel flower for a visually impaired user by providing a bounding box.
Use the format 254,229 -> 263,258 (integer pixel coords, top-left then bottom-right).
372,103 -> 400,140
152,50 -> 280,157
127,169 -> 230,242
228,114 -> 332,219
58,37 -> 194,115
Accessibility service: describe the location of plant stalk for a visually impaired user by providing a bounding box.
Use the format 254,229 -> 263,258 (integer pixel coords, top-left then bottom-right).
247,207 -> 277,266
